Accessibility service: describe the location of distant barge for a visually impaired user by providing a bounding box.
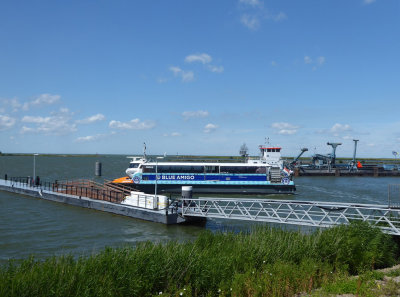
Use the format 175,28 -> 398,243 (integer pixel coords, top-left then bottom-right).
294,167 -> 400,177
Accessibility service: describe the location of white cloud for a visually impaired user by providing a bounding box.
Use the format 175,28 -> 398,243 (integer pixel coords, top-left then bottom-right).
316,123 -> 353,138
273,12 -> 287,21
22,94 -> 61,111
157,78 -> 168,83
304,56 -> 312,64
207,65 -> 224,73
76,113 -> 105,124
10,98 -> 22,111
0,115 -> 16,130
182,110 -> 209,120
185,53 -> 212,64
185,53 -> 224,73
31,93 -> 60,105
240,14 -> 260,30
204,123 -> 218,133
20,108 -> 76,135
239,0 -> 263,7
271,122 -> 299,135
1,97 -> 22,112
170,66 -> 182,75
181,71 -> 194,82
330,123 -> 352,133
22,116 -> 50,124
317,56 -> 326,65
169,66 -> 194,82
109,118 -> 155,130
2,94 -> 60,112
304,56 -> 326,69
163,132 -> 182,137
238,0 -> 286,30
75,134 -> 106,142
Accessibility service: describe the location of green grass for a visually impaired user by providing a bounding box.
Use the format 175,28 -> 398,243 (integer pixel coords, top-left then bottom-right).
0,222 -> 398,297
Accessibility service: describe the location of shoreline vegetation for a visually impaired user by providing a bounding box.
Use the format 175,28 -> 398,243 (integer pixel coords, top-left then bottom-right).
1,222 -> 399,297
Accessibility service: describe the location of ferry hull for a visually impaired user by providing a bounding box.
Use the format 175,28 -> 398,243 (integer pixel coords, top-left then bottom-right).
132,184 -> 295,195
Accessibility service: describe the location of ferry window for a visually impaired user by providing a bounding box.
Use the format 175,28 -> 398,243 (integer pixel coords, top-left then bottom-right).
238,167 -> 258,174
256,167 -> 267,174
277,149 -> 281,152
192,166 -> 204,173
173,166 -> 183,173
267,149 -> 272,152
220,166 -> 231,173
205,166 -> 218,173
220,166 -> 258,174
129,163 -> 139,168
143,166 -> 155,173
157,165 -> 168,173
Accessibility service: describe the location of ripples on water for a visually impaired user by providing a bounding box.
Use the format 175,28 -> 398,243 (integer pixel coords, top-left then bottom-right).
0,155 -> 399,261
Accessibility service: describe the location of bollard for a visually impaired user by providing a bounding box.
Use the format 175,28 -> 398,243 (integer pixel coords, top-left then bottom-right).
95,161 -> 102,176
182,186 -> 193,206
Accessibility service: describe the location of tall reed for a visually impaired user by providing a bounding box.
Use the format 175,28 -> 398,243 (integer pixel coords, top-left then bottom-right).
0,222 -> 397,297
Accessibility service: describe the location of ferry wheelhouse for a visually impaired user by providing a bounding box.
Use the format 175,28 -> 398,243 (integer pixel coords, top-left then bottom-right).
119,145 -> 295,195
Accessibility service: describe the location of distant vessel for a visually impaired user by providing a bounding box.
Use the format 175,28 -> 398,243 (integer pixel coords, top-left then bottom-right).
114,144 -> 295,195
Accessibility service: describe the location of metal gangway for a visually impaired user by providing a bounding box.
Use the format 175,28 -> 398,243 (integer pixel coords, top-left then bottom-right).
180,197 -> 400,235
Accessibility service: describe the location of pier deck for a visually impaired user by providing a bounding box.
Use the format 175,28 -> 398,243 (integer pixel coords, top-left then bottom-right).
0,179 -> 192,225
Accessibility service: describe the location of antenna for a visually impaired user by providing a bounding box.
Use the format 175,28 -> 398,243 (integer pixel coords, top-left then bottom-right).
143,142 -> 147,159
265,137 -> 270,145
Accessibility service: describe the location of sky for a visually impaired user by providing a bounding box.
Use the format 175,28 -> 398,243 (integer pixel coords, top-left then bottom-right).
0,0 -> 399,158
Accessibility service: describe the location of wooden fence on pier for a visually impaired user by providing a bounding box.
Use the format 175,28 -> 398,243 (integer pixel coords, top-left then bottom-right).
6,176 -> 140,204
51,179 -> 136,203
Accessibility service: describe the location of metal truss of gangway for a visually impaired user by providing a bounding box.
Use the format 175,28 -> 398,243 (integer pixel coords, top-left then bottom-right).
180,197 -> 400,236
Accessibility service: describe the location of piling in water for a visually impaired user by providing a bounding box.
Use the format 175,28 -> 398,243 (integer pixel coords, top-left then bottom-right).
95,161 -> 102,176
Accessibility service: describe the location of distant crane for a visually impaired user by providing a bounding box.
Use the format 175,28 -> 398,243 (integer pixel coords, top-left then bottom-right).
349,139 -> 359,172
311,142 -> 342,169
239,143 -> 249,160
286,148 -> 308,169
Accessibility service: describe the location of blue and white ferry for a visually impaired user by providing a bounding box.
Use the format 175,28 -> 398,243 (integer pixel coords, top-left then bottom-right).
120,145 -> 295,195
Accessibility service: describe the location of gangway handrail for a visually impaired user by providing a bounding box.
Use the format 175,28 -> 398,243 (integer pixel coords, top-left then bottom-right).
179,197 -> 400,236
183,197 -> 390,209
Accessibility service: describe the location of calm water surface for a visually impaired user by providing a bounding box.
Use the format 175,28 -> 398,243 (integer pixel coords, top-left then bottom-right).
0,155 -> 398,261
